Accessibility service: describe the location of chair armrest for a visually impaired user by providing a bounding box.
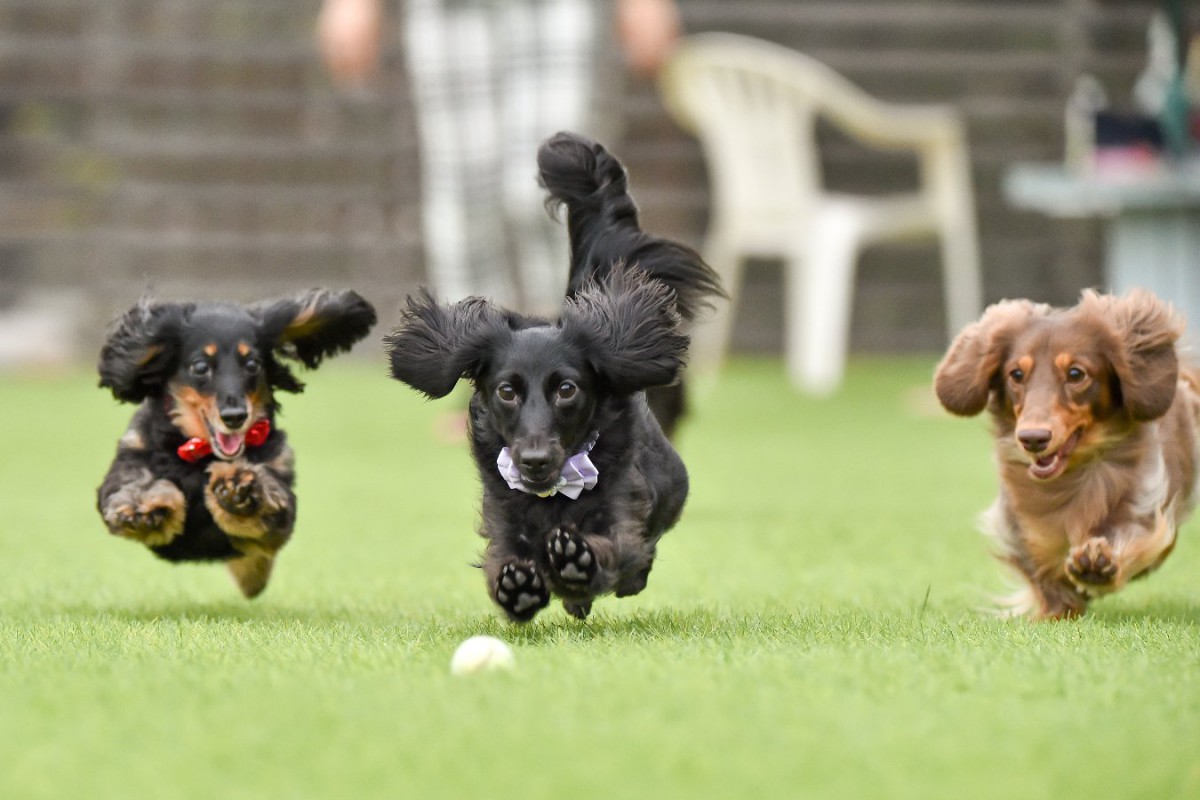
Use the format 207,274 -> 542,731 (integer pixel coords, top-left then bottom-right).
837,102 -> 966,152
663,33 -> 967,153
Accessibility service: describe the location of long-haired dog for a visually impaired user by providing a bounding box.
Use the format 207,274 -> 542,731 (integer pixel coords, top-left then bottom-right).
96,289 -> 376,598
935,289 -> 1198,619
385,132 -> 723,622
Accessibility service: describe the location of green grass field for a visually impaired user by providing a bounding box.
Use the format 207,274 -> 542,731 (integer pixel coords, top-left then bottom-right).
2,358 -> 1197,799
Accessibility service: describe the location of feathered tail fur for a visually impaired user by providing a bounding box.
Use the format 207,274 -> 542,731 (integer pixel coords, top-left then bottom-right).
537,132 -> 725,321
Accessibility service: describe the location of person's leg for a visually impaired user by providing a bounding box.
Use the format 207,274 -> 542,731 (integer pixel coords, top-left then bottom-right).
405,0 -> 514,305
498,0 -> 600,314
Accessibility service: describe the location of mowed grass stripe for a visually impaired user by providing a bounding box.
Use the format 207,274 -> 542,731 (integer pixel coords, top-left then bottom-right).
0,359 -> 1196,799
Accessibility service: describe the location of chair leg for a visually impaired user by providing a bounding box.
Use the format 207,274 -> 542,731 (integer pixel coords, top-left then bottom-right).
923,138 -> 983,338
787,213 -> 861,395
939,214 -> 983,338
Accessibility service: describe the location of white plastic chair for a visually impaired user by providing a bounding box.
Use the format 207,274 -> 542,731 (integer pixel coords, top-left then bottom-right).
660,33 -> 982,394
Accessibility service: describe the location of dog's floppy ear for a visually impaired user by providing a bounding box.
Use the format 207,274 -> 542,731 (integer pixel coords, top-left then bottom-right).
385,291 -> 511,398
935,299 -> 1048,416
561,266 -> 689,394
98,300 -> 187,403
1086,289 -> 1183,421
256,288 -> 377,368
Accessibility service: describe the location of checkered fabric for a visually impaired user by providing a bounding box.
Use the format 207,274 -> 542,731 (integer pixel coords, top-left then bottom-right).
404,0 -> 607,313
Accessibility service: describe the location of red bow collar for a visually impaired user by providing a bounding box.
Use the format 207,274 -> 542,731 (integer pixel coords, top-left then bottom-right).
177,419 -> 272,463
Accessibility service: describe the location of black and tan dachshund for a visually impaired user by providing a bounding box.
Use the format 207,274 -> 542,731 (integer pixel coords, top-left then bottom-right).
96,288 -> 376,598
386,132 -> 723,622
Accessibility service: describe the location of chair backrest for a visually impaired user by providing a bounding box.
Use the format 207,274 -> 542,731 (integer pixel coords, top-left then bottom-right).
661,34 -> 823,223
660,33 -> 951,227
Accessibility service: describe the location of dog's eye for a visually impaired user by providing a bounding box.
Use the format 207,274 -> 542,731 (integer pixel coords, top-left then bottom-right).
189,360 -> 211,378
1066,366 -> 1087,383
244,357 -> 261,376
557,381 -> 578,401
1009,368 -> 1024,383
496,383 -> 518,403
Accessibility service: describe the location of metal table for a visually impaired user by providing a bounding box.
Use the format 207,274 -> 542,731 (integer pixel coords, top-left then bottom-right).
1004,161 -> 1200,333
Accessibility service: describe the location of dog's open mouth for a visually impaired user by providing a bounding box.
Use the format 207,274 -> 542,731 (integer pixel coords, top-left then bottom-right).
206,420 -> 248,460
518,471 -> 559,495
1028,429 -> 1082,481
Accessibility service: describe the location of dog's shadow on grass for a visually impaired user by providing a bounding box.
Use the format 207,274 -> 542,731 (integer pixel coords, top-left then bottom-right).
1089,599 -> 1200,626
45,600 -> 729,633
499,606 -> 818,647
49,603 -> 804,646
44,599 -> 1199,641
498,613 -> 677,646
47,600 -> 376,628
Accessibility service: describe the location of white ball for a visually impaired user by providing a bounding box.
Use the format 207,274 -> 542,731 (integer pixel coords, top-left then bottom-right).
450,635 -> 515,675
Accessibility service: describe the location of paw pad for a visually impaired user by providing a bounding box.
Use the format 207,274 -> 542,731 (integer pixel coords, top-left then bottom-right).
106,502 -> 180,547
113,505 -> 169,532
212,469 -> 260,515
547,527 -> 596,586
495,562 -> 549,622
1067,538 -> 1118,589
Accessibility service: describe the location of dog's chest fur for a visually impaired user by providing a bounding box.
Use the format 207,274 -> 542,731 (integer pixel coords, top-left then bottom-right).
994,378 -> 1200,563
469,393 -> 686,557
102,400 -> 292,562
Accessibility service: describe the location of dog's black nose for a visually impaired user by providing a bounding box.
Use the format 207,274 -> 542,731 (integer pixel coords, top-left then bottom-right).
219,407 -> 249,430
1017,428 -> 1052,453
518,448 -> 552,474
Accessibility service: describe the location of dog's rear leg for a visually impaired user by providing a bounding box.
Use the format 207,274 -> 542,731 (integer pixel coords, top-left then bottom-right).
1034,580 -> 1089,620
562,599 -> 593,620
205,452 -> 295,599
227,551 -> 275,599
999,553 -> 1088,620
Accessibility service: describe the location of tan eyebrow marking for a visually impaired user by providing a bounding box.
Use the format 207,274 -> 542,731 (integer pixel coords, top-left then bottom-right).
238,342 -> 250,356
204,343 -> 217,357
138,345 -> 163,366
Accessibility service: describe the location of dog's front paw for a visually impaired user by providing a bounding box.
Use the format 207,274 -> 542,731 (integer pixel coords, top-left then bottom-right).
205,462 -> 292,540
1066,537 -> 1118,594
209,466 -> 262,516
102,480 -> 186,547
547,527 -> 597,588
106,505 -> 178,546
494,561 -> 550,623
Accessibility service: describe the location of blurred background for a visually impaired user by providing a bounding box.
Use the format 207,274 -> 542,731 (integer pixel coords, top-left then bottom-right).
0,0 -> 1174,365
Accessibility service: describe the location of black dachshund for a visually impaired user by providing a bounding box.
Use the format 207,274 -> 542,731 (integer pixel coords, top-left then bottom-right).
96,289 -> 376,598
386,132 -> 723,622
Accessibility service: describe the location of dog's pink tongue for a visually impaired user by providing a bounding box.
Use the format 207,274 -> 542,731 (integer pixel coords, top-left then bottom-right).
215,431 -> 244,457
1029,451 -> 1063,479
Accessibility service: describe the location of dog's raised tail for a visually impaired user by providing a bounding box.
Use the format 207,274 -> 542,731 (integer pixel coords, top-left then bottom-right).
537,131 -> 724,322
